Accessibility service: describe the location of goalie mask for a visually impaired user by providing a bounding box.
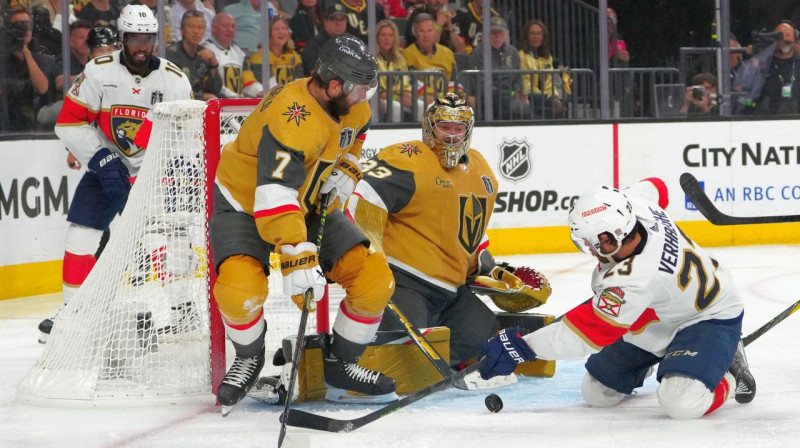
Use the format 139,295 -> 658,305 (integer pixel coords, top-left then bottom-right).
422,93 -> 475,168
568,186 -> 637,258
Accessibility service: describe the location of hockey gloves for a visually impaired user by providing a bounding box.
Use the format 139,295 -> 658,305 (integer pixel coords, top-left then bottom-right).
280,242 -> 326,312
479,327 -> 537,380
89,148 -> 131,199
88,148 -> 131,228
320,154 -> 362,210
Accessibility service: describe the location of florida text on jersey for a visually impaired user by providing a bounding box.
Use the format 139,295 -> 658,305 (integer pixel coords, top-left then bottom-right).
55,50 -> 192,174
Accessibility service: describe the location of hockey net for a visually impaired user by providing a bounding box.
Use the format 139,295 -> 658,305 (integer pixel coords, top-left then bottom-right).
18,99 -> 332,403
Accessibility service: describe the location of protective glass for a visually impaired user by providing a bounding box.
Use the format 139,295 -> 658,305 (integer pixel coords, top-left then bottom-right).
12,20 -> 32,31
343,78 -> 378,103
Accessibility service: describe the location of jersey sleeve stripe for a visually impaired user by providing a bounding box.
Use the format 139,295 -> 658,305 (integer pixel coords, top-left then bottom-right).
563,302 -> 628,348
642,177 -> 669,209
629,308 -> 661,334
354,180 -> 388,212
254,183 -> 301,217
56,95 -> 99,125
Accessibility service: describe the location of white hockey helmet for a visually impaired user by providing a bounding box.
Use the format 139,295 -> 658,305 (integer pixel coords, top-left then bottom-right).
118,4 -> 158,39
568,186 -> 637,257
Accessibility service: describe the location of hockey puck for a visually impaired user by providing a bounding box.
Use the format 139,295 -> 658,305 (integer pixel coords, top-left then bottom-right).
485,393 -> 503,413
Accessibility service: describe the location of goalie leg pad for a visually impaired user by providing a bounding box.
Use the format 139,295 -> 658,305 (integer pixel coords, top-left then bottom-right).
214,254 -> 270,324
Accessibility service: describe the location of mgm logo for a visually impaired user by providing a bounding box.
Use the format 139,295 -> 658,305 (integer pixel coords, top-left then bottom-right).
497,138 -> 532,182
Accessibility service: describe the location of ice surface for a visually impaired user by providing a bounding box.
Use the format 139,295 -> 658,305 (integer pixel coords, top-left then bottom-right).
2,246 -> 798,448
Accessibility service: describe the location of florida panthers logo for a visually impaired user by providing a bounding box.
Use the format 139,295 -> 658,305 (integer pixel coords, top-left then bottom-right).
457,194 -> 488,253
111,105 -> 148,156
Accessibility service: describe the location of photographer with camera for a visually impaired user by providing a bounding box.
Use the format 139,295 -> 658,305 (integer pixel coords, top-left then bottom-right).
755,21 -> 800,115
680,72 -> 718,116
0,5 -> 54,131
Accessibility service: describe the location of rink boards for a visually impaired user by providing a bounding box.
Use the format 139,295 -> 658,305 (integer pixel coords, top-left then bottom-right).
2,119 -> 800,299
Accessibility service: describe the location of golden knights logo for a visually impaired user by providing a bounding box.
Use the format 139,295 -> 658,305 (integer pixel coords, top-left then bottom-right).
399,143 -> 421,157
222,65 -> 243,94
457,194 -> 488,253
111,105 -> 148,156
498,138 -> 532,182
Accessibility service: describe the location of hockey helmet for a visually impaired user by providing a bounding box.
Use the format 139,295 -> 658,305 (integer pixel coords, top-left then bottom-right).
315,34 -> 378,102
87,26 -> 118,49
118,4 -> 158,38
422,93 -> 475,168
568,186 -> 637,257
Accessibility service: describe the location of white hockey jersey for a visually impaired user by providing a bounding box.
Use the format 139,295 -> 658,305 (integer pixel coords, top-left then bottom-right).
55,50 -> 192,175
526,179 -> 744,360
204,38 -> 262,98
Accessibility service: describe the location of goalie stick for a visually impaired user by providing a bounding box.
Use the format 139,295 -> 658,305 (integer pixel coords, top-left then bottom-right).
386,301 -> 453,378
742,299 -> 800,347
277,198 -> 329,448
283,357 -> 485,433
680,172 -> 800,225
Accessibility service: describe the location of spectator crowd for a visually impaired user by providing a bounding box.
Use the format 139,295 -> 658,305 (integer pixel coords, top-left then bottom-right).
2,0 -> 800,132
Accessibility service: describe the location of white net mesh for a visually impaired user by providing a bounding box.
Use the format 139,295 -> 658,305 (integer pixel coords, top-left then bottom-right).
17,100 -> 325,402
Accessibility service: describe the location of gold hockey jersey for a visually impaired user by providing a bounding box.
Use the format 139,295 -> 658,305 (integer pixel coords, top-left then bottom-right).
348,141 -> 497,291
215,78 -> 371,248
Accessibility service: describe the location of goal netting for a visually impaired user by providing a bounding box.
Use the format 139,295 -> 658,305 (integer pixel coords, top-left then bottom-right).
18,99 -> 331,403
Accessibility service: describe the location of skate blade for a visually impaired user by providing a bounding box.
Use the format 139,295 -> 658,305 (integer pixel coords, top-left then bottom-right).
324,386 -> 398,404
220,404 -> 236,417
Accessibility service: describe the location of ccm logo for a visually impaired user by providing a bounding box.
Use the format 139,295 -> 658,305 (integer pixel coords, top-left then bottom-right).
663,349 -> 698,359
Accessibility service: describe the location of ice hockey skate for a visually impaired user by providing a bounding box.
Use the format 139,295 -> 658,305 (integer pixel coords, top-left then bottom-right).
218,346 -> 265,416
322,334 -> 398,404
728,340 -> 756,404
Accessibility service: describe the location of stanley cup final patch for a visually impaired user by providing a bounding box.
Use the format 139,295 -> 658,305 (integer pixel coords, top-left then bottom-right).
498,138 -> 532,182
596,287 -> 626,317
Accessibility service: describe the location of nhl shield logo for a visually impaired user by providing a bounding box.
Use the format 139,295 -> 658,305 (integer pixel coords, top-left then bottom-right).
111,105 -> 148,156
498,138 -> 532,182
339,128 -> 355,149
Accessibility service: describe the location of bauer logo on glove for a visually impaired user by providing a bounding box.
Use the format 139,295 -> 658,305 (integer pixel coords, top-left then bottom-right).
469,264 -> 552,312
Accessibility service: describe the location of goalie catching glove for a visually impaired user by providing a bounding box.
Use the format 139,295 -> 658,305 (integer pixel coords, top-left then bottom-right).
320,154 -> 362,209
280,242 -> 326,312
470,264 -> 552,312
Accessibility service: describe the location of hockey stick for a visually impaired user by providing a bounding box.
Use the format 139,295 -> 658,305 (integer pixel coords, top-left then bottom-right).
283,357 -> 486,433
386,301 -> 453,378
680,172 -> 800,225
742,299 -> 800,347
277,197 -> 329,448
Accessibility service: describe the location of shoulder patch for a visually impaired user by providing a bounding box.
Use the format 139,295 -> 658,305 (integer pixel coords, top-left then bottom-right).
398,143 -> 421,157
596,287 -> 626,318
481,175 -> 494,195
282,101 -> 311,126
